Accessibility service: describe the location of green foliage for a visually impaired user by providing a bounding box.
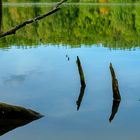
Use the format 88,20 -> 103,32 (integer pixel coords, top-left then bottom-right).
0,4 -> 140,49
2,0 -> 140,3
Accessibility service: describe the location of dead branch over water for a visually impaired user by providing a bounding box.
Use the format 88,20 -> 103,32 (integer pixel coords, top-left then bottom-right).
109,63 -> 121,100
0,0 -> 66,38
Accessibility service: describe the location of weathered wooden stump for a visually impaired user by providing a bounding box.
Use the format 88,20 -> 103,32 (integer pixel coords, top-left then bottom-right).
76,56 -> 86,111
76,56 -> 86,87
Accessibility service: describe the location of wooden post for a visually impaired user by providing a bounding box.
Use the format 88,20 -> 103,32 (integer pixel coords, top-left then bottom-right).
76,56 -> 86,111
76,56 -> 86,87
109,63 -> 121,100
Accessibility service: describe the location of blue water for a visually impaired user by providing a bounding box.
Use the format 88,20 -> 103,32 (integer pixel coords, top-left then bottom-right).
0,44 -> 140,139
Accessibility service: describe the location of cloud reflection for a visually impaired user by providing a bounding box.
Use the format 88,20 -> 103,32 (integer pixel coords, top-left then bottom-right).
3,74 -> 27,86
3,70 -> 42,86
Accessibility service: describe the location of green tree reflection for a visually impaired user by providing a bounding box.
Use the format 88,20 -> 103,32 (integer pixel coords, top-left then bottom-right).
0,3 -> 140,49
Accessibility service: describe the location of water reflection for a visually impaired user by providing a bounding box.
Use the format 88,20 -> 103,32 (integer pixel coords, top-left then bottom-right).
76,86 -> 86,111
109,100 -> 121,122
66,54 -> 70,61
3,70 -> 42,86
0,4 -> 140,48
0,44 -> 139,140
0,102 -> 43,136
4,74 -> 27,86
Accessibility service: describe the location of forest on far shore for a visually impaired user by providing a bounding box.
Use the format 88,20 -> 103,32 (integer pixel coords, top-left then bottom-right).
0,3 -> 140,49
2,0 -> 140,3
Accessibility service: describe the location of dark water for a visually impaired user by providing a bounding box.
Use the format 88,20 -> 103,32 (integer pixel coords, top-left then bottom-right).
0,3 -> 140,140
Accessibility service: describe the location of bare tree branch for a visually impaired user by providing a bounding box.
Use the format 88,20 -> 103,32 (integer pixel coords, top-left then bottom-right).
0,0 -> 66,38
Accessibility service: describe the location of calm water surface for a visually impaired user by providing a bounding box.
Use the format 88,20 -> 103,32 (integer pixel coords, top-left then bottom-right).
0,3 -> 140,140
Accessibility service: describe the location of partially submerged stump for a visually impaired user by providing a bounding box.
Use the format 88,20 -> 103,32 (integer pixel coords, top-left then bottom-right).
0,102 -> 43,136
76,56 -> 86,87
76,56 -> 86,111
109,63 -> 121,100
109,63 -> 121,122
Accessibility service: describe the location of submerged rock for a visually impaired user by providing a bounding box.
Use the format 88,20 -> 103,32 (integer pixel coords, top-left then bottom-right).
0,103 -> 43,136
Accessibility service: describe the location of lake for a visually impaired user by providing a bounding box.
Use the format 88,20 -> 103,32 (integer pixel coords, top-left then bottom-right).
0,2 -> 140,140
